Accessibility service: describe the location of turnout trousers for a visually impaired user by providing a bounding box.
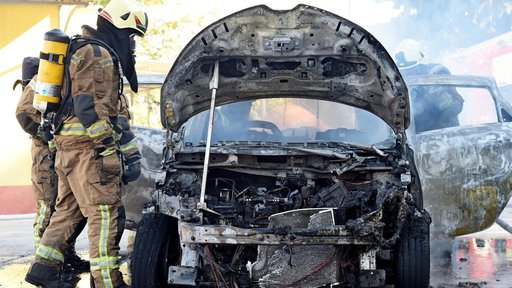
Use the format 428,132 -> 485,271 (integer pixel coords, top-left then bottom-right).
35,142 -> 126,288
31,139 -> 57,249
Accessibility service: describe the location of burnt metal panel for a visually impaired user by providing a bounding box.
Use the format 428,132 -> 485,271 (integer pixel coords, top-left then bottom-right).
161,5 -> 408,133
406,75 -> 512,237
121,125 -> 166,229
413,123 -> 512,237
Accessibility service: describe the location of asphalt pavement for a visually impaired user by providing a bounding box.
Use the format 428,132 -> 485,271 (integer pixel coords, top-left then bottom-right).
0,215 -> 131,287
0,203 -> 511,288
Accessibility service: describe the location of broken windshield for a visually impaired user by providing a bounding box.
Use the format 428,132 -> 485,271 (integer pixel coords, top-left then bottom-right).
182,98 -> 395,147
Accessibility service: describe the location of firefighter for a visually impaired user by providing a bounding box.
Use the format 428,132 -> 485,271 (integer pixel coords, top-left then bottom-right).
15,69 -> 90,274
24,0 -> 147,287
394,39 -> 464,132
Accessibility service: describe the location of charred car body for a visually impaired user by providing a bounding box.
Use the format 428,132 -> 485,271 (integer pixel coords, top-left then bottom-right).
405,75 -> 512,239
130,5 -> 430,287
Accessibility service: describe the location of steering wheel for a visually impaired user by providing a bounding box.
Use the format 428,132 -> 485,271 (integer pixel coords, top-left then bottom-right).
246,120 -> 284,141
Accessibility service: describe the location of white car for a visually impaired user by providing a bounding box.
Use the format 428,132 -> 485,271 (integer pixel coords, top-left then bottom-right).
128,5 -> 430,287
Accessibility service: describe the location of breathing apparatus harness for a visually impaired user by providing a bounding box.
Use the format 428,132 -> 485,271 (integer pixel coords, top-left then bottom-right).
40,35 -> 123,141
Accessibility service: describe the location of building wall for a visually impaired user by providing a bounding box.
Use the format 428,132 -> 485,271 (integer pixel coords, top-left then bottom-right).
0,3 -> 60,49
0,3 -> 63,214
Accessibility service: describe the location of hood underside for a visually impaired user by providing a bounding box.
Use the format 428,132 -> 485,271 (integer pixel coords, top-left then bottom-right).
161,5 -> 409,132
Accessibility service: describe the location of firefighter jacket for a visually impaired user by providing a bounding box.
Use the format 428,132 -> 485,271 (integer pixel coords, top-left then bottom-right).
16,76 -> 41,138
54,28 -> 119,153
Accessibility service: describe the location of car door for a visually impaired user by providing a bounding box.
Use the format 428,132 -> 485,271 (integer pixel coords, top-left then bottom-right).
407,75 -> 512,237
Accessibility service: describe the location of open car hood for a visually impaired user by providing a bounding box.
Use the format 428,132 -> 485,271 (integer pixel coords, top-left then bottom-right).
161,5 -> 409,133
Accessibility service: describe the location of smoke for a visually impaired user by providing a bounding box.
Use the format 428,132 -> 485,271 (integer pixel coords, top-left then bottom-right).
368,0 -> 512,63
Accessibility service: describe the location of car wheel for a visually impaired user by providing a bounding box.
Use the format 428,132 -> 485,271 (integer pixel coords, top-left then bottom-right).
131,213 -> 180,288
394,210 -> 430,288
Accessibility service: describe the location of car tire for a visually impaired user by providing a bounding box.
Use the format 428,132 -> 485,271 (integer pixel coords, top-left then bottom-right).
394,211 -> 430,288
131,213 -> 179,288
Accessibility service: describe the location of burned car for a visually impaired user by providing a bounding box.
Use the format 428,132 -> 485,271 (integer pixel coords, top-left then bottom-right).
130,5 -> 430,288
405,75 -> 512,239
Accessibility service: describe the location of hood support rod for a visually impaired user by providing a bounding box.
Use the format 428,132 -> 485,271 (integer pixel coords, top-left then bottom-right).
198,60 -> 221,215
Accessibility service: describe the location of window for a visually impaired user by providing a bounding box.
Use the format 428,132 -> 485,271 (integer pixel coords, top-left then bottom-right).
457,87 -> 496,126
182,98 -> 395,147
409,85 -> 497,133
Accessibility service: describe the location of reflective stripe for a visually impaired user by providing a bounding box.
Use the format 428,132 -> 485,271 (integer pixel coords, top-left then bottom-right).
48,140 -> 56,150
28,79 -> 36,89
36,244 -> 64,262
34,201 -> 47,243
60,120 -> 111,138
90,256 -> 121,270
99,204 -> 113,288
97,58 -> 113,68
60,123 -> 88,136
120,138 -> 138,153
34,237 -> 40,251
71,54 -> 82,65
87,119 -> 110,138
99,147 -> 116,157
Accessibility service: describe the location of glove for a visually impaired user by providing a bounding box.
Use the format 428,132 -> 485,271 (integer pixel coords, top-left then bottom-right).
122,151 -> 141,185
122,162 -> 141,185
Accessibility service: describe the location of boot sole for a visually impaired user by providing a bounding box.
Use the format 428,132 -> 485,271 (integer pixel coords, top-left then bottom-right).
25,274 -> 46,287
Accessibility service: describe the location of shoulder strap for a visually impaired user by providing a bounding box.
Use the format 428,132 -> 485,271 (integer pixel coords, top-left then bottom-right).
53,36 -> 123,134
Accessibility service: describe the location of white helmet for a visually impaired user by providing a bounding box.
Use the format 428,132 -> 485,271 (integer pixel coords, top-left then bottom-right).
394,39 -> 425,69
99,0 -> 148,36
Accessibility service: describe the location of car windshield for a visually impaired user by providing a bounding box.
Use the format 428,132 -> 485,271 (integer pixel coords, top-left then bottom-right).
182,98 -> 396,148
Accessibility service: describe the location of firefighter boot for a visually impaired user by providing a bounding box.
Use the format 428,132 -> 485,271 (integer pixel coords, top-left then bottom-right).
25,262 -> 74,288
64,245 -> 90,273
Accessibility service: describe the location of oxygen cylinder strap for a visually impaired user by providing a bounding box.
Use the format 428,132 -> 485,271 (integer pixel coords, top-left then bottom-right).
39,52 -> 66,65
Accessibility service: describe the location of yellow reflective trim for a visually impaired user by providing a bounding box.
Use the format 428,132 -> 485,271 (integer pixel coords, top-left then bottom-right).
120,139 -> 138,153
60,123 -> 89,136
87,119 -> 110,138
90,255 -> 121,270
48,140 -> 56,149
90,264 -> 120,270
59,130 -> 89,136
98,58 -> 113,68
34,201 -> 47,241
90,256 -> 121,267
71,54 -> 82,65
99,147 -> 116,157
35,94 -> 60,104
99,205 -> 113,287
36,244 -> 64,262
34,236 -> 41,251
